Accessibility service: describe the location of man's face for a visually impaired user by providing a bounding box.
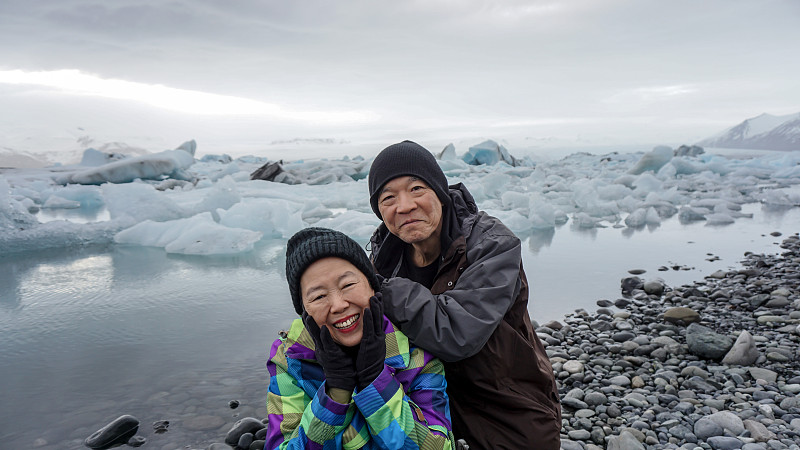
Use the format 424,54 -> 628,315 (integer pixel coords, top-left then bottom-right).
377,176 -> 443,246
300,257 -> 374,347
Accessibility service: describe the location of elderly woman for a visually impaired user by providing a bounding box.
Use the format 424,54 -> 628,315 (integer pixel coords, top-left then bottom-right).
265,227 -> 454,450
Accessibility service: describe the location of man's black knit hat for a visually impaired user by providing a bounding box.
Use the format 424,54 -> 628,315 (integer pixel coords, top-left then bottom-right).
285,227 -> 380,315
368,140 -> 451,219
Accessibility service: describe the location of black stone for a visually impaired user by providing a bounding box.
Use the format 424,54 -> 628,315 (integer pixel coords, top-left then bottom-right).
84,415 -> 140,450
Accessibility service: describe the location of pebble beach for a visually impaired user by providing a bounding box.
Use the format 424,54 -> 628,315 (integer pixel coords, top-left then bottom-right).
79,232 -> 800,450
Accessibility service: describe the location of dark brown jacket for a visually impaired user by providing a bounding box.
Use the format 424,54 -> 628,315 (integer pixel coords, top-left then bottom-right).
370,183 -> 561,450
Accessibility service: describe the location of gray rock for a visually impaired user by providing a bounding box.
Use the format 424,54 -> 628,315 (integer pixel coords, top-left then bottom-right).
584,391 -> 608,406
567,429 -> 591,440
686,322 -> 734,360
606,430 -> 645,450
722,330 -> 759,365
249,440 -> 266,450
706,436 -> 744,449
743,419 -> 776,442
237,432 -> 254,449
644,280 -> 665,296
224,417 -> 265,446
694,417 -> 724,439
748,367 -> 778,383
559,439 -> 584,450
84,415 -> 140,450
664,307 -> 701,324
708,411 -> 745,435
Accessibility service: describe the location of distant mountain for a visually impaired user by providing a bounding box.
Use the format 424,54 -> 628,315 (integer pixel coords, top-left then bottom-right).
697,112 -> 800,151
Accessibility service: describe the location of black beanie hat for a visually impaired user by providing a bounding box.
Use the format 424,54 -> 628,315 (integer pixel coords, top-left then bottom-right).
285,227 -> 380,315
368,140 -> 451,219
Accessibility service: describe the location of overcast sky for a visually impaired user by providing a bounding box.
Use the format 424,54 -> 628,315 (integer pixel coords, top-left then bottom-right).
1,0 -> 799,160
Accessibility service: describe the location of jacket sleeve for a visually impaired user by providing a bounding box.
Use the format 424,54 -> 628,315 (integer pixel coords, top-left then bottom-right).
353,348 -> 454,450
381,215 -> 522,362
265,338 -> 357,450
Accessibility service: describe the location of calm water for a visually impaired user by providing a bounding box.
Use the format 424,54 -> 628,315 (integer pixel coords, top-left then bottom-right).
1,202 -> 799,448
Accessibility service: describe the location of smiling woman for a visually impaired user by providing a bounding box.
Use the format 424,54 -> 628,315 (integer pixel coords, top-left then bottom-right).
266,227 -> 455,450
0,69 -> 377,122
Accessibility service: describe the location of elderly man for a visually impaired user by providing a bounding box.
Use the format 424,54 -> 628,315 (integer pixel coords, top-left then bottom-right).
367,141 -> 561,450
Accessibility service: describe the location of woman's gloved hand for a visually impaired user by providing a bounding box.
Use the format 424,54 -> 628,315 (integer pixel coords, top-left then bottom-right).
355,294 -> 386,391
303,312 -> 357,393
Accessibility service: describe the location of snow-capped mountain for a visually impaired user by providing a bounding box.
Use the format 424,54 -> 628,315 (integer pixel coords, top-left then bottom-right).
697,112 -> 800,151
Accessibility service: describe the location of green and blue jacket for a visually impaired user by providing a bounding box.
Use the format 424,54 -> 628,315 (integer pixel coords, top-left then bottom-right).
265,316 -> 454,450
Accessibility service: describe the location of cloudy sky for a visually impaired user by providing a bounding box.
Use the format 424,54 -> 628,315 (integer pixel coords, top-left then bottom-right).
1,0 -> 799,160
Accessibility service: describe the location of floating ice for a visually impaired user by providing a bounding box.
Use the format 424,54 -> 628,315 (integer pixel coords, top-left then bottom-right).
2,143 -> 800,254
114,212 -> 262,255
55,149 -> 196,185
624,207 -> 661,227
461,140 -> 521,167
219,198 -> 305,238
628,146 -> 673,175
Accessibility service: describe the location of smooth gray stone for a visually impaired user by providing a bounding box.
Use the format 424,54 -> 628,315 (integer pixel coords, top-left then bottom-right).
224,417 -> 265,446
84,415 -> 140,450
707,436 -> 743,449
559,439 -> 584,450
686,322 -> 734,360
249,440 -> 266,450
237,432 -> 254,450
722,330 -> 759,366
694,417 -> 724,440
606,430 -> 644,450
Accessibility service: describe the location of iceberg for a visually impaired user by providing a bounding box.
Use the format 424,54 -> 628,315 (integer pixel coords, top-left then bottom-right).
55,149 -> 196,185
2,142 -> 800,254
114,212 -> 262,255
628,146 -> 673,175
461,140 -> 521,167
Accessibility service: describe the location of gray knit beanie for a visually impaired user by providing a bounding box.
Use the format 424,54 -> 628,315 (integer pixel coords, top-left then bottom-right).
285,227 -> 380,315
368,140 -> 451,219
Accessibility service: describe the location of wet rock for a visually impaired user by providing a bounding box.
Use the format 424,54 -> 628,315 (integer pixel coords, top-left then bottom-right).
152,420 -> 169,434
224,417 -> 265,446
84,415 -> 140,449
621,277 -> 644,295
127,435 -> 146,447
643,280 -> 665,296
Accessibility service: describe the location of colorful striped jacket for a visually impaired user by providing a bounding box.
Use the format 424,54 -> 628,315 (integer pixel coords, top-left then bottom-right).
265,316 -> 454,450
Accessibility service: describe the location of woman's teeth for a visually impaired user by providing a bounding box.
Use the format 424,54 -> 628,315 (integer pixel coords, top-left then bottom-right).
334,314 -> 359,329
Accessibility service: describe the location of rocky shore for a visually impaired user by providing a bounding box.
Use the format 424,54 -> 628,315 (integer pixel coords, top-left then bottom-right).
545,232 -> 800,449
85,234 -> 800,450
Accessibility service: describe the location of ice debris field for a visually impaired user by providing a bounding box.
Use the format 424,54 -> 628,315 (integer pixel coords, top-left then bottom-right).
2,140 -> 800,255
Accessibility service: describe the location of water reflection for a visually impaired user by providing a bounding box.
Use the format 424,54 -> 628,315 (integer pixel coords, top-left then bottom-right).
526,228 -> 555,254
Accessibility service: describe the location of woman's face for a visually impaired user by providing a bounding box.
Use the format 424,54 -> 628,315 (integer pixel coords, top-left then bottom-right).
300,257 -> 374,347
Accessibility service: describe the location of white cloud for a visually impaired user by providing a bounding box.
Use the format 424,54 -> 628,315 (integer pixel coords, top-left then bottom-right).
0,69 -> 378,123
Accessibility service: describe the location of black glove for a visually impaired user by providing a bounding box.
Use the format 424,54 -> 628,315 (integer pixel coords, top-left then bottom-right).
355,294 -> 386,391
303,312 -> 357,393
